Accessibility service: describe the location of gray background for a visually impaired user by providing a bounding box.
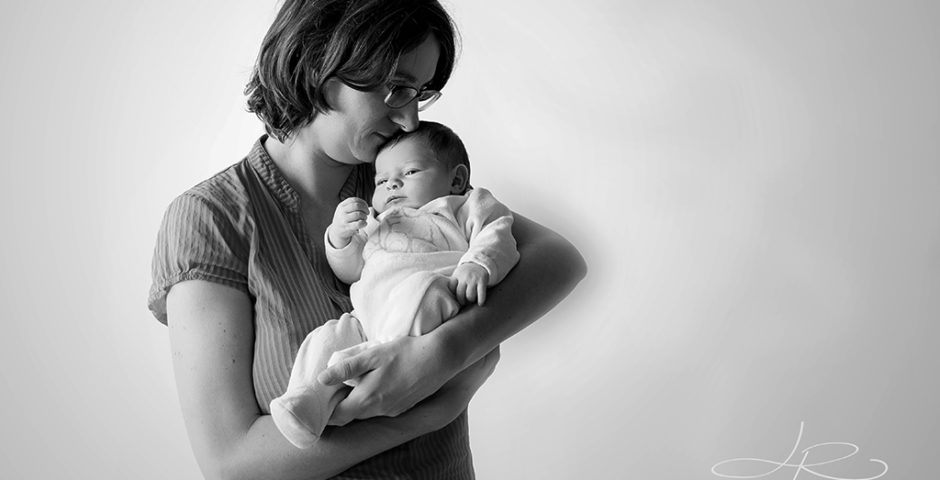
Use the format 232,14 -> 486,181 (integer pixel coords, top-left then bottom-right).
1,1 -> 936,478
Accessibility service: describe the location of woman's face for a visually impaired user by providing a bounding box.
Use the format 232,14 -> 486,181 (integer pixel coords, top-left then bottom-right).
315,35 -> 442,165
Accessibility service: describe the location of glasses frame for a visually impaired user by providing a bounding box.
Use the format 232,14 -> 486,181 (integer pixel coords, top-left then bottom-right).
383,83 -> 442,112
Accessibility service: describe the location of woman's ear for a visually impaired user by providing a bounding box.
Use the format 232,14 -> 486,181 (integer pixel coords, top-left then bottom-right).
321,77 -> 341,110
450,164 -> 470,194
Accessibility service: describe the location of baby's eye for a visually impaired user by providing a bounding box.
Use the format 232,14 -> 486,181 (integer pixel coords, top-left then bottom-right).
375,178 -> 387,186
404,169 -> 420,176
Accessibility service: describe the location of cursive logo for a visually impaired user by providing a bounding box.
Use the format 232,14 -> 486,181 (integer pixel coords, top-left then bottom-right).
711,422 -> 888,480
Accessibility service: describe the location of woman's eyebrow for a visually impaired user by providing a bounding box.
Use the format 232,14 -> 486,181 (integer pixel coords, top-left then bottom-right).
392,71 -> 422,86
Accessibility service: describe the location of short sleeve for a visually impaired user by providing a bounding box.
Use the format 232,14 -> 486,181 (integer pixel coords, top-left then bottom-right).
147,193 -> 251,324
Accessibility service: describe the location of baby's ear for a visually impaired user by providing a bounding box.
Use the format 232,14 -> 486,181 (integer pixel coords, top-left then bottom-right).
450,164 -> 469,194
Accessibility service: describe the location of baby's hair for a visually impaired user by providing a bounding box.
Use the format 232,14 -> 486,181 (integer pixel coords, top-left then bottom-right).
382,121 -> 470,193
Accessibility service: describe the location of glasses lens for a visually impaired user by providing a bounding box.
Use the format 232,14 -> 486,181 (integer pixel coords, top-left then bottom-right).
385,86 -> 418,109
416,90 -> 441,112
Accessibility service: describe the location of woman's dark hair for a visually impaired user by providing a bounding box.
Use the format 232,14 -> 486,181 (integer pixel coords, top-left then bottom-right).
245,0 -> 459,141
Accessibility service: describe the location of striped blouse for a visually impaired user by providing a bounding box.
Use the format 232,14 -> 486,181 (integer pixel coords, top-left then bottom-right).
148,137 -> 474,479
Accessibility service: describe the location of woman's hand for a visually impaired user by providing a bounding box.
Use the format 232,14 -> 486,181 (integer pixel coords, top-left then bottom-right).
320,332 -> 466,425
325,339 -> 501,428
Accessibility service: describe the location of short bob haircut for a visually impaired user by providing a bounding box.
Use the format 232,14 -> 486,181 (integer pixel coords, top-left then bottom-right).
381,120 -> 471,194
245,0 -> 459,142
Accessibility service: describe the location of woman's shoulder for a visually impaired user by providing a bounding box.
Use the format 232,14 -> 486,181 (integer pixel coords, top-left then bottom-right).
181,159 -> 255,212
155,158 -> 261,248
174,136 -> 279,211
150,159 -> 256,325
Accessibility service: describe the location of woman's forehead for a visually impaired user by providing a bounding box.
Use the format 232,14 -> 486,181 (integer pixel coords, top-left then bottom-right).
393,35 -> 441,87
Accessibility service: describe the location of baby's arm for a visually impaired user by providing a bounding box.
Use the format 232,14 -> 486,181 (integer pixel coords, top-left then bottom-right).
450,188 -> 521,305
325,197 -> 369,284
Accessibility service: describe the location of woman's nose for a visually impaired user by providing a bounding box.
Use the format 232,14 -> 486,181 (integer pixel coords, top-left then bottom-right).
390,101 -> 419,132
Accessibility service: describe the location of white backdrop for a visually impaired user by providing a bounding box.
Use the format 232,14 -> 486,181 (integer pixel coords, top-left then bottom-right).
1,1 -> 937,478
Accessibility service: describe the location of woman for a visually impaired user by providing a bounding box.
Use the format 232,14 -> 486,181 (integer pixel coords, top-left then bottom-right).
148,0 -> 586,478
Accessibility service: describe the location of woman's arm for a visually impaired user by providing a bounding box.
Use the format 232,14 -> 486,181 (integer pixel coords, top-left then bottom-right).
167,280 -> 496,480
323,213 -> 586,423
438,211 -> 587,367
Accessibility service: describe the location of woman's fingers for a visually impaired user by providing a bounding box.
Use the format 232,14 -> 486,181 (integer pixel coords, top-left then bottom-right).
331,377 -> 402,423
328,335 -> 451,422
318,348 -> 377,386
331,342 -> 377,365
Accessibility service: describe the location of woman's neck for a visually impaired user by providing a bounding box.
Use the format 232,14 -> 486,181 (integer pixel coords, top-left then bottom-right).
264,130 -> 354,208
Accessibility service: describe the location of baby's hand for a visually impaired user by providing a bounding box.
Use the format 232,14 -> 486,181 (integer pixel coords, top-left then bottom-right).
328,197 -> 369,248
449,263 -> 490,306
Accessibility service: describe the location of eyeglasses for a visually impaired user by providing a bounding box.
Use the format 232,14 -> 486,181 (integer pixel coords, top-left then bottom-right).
384,83 -> 442,111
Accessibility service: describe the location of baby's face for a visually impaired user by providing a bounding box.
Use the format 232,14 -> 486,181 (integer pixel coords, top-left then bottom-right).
372,137 -> 455,213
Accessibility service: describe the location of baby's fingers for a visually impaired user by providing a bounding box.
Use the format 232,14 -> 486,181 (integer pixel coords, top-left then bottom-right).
341,197 -> 369,214
342,210 -> 367,227
454,280 -> 468,306
476,281 -> 486,306
463,282 -> 477,306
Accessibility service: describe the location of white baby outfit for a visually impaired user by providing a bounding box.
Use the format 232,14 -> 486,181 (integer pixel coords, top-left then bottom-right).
270,188 -> 519,447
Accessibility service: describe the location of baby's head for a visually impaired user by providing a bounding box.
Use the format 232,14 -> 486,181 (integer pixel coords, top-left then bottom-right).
372,121 -> 470,213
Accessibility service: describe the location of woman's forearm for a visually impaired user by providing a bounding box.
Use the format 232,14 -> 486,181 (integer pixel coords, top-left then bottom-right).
312,214 -> 585,423
221,410 -> 432,480
225,347 -> 501,480
167,280 -> 441,480
434,212 -> 587,371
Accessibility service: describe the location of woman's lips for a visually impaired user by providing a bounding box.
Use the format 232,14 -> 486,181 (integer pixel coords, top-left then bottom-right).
372,132 -> 390,147
374,131 -> 396,144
